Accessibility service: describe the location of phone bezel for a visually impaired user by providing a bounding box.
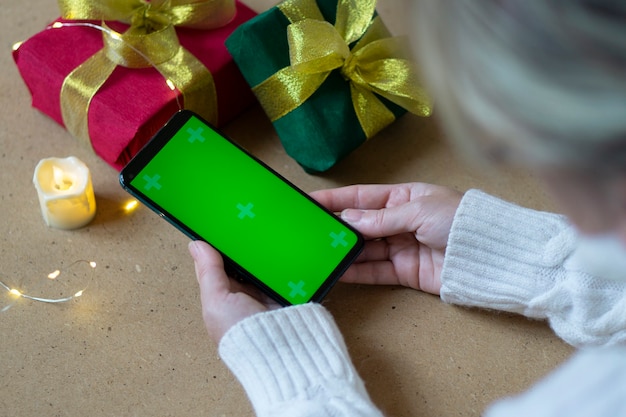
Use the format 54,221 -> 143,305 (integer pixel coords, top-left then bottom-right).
119,110 -> 364,306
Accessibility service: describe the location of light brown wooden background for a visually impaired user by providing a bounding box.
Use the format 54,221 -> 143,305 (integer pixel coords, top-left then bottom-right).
0,1 -> 573,416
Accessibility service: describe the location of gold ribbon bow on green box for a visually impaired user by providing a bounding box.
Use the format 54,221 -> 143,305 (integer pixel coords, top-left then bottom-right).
252,0 -> 432,140
56,0 -> 236,150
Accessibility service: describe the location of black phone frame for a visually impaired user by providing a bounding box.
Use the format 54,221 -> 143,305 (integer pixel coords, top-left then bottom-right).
119,110 -> 364,306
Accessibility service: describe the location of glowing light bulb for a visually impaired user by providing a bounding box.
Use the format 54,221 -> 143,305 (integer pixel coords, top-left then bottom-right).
165,79 -> 176,90
12,41 -> 23,51
74,290 -> 84,298
51,22 -> 64,29
109,30 -> 122,41
9,289 -> 22,297
48,270 -> 61,279
124,199 -> 139,212
89,261 -> 97,268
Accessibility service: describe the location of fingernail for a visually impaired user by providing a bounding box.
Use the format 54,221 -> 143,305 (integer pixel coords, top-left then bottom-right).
341,209 -> 364,223
188,240 -> 199,258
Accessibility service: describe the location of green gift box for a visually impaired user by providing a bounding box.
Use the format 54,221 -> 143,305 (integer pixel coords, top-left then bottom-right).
225,0 -> 431,173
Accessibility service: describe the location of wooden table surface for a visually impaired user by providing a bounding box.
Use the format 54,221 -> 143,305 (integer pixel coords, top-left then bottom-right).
0,1 -> 573,416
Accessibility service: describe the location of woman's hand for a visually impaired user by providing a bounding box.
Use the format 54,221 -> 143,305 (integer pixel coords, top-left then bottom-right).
189,240 -> 280,343
311,183 -> 463,295
190,182 -> 462,342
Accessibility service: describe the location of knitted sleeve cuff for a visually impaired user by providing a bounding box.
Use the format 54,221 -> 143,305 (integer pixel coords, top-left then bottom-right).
441,190 -> 626,347
218,303 -> 382,416
440,189 -> 575,317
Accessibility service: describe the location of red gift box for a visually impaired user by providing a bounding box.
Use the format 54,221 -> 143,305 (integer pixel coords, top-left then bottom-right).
13,1 -> 257,171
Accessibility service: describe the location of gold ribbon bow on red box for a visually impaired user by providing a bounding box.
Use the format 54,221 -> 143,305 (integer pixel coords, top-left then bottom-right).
56,0 -> 235,150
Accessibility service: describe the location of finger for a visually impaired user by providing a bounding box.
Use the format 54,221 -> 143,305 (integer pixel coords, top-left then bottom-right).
188,240 -> 230,304
189,241 -> 268,343
341,203 -> 423,239
341,261 -> 423,291
340,261 -> 404,286
353,239 -> 392,263
310,184 -> 403,212
188,241 -> 280,308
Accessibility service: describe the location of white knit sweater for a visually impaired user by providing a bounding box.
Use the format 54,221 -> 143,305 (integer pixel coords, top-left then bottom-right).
218,190 -> 626,416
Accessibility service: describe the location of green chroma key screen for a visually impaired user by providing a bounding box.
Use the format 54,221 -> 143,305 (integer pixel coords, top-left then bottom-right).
124,112 -> 361,305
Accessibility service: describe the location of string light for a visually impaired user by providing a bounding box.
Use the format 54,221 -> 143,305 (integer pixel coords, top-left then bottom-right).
108,30 -> 123,41
124,199 -> 139,213
0,260 -> 97,309
165,79 -> 176,91
5,22 -> 179,312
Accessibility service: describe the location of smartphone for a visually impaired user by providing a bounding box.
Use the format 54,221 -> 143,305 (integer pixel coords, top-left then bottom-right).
119,110 -> 363,306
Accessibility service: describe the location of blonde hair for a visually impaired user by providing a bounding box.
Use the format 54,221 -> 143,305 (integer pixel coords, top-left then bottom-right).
412,1 -> 626,170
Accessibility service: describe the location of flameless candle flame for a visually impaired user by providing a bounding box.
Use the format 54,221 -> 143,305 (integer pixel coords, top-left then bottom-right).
52,166 -> 73,191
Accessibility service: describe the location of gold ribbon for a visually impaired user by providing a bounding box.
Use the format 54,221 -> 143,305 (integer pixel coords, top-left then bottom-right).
57,0 -> 235,150
252,0 -> 432,139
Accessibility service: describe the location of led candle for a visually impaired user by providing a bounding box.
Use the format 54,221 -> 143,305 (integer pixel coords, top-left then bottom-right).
33,156 -> 96,229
